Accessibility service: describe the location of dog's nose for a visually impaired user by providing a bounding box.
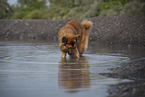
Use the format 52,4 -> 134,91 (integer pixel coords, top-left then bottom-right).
68,47 -> 72,49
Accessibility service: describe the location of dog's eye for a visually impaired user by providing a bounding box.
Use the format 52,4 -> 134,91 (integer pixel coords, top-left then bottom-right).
70,42 -> 75,46
62,37 -> 67,43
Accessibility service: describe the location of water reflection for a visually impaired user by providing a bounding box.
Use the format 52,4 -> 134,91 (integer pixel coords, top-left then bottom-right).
58,57 -> 90,93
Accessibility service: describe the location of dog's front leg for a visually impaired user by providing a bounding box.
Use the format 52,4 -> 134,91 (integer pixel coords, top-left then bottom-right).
61,51 -> 66,58
74,48 -> 80,58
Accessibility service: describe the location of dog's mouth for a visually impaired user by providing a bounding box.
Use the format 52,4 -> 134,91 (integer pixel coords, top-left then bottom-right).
60,43 -> 76,55
67,47 -> 75,55
68,52 -> 74,55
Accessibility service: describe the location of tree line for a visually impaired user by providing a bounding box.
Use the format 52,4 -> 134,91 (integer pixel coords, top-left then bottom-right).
0,0 -> 145,19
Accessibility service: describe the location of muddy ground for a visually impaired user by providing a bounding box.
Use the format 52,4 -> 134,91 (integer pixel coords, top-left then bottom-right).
106,59 -> 145,97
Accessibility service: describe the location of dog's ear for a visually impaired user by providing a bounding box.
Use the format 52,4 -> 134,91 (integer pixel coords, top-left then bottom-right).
62,37 -> 67,43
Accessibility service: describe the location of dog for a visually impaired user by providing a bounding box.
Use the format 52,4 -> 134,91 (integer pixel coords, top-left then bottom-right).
58,20 -> 93,58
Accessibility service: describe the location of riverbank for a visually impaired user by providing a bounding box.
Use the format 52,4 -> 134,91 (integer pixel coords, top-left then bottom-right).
0,15 -> 145,47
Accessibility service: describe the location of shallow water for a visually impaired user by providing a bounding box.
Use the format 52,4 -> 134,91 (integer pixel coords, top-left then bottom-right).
0,41 -> 144,97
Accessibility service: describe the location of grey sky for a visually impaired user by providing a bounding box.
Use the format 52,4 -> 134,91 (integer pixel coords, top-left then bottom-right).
7,0 -> 50,6
8,0 -> 17,5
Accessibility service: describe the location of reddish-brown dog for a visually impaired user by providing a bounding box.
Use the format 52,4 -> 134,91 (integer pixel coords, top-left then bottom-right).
58,20 -> 93,58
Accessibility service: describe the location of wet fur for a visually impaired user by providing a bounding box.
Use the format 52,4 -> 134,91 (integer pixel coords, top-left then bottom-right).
58,20 -> 93,58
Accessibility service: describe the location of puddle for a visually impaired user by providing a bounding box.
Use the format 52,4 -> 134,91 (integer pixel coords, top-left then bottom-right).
0,41 -> 145,97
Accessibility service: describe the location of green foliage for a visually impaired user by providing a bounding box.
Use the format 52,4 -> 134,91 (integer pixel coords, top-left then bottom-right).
99,0 -> 145,16
46,4 -> 71,19
47,0 -> 74,19
0,0 -> 13,19
23,9 -> 47,19
120,0 -> 145,15
99,0 -> 123,16
68,0 -> 101,18
49,0 -> 74,8
17,0 -> 47,9
1,0 -> 145,19
11,0 -> 48,19
100,0 -> 120,10
47,0 -> 145,19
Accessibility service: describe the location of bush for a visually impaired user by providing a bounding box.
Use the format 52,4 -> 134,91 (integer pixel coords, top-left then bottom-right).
99,5 -> 122,16
120,0 -> 145,15
23,9 -> 47,19
99,0 -> 123,16
9,0 -> 145,19
99,0 -> 145,16
68,0 -> 101,18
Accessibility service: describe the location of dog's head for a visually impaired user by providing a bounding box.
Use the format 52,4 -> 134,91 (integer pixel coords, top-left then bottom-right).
60,34 -> 79,55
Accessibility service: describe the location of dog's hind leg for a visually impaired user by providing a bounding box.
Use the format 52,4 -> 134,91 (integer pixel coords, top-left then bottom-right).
79,20 -> 93,56
79,35 -> 89,56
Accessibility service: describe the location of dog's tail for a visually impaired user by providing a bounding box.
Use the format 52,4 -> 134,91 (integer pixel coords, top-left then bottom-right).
81,20 -> 93,34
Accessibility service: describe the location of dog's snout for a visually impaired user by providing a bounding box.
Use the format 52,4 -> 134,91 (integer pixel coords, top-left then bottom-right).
68,52 -> 74,55
68,47 -> 72,49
